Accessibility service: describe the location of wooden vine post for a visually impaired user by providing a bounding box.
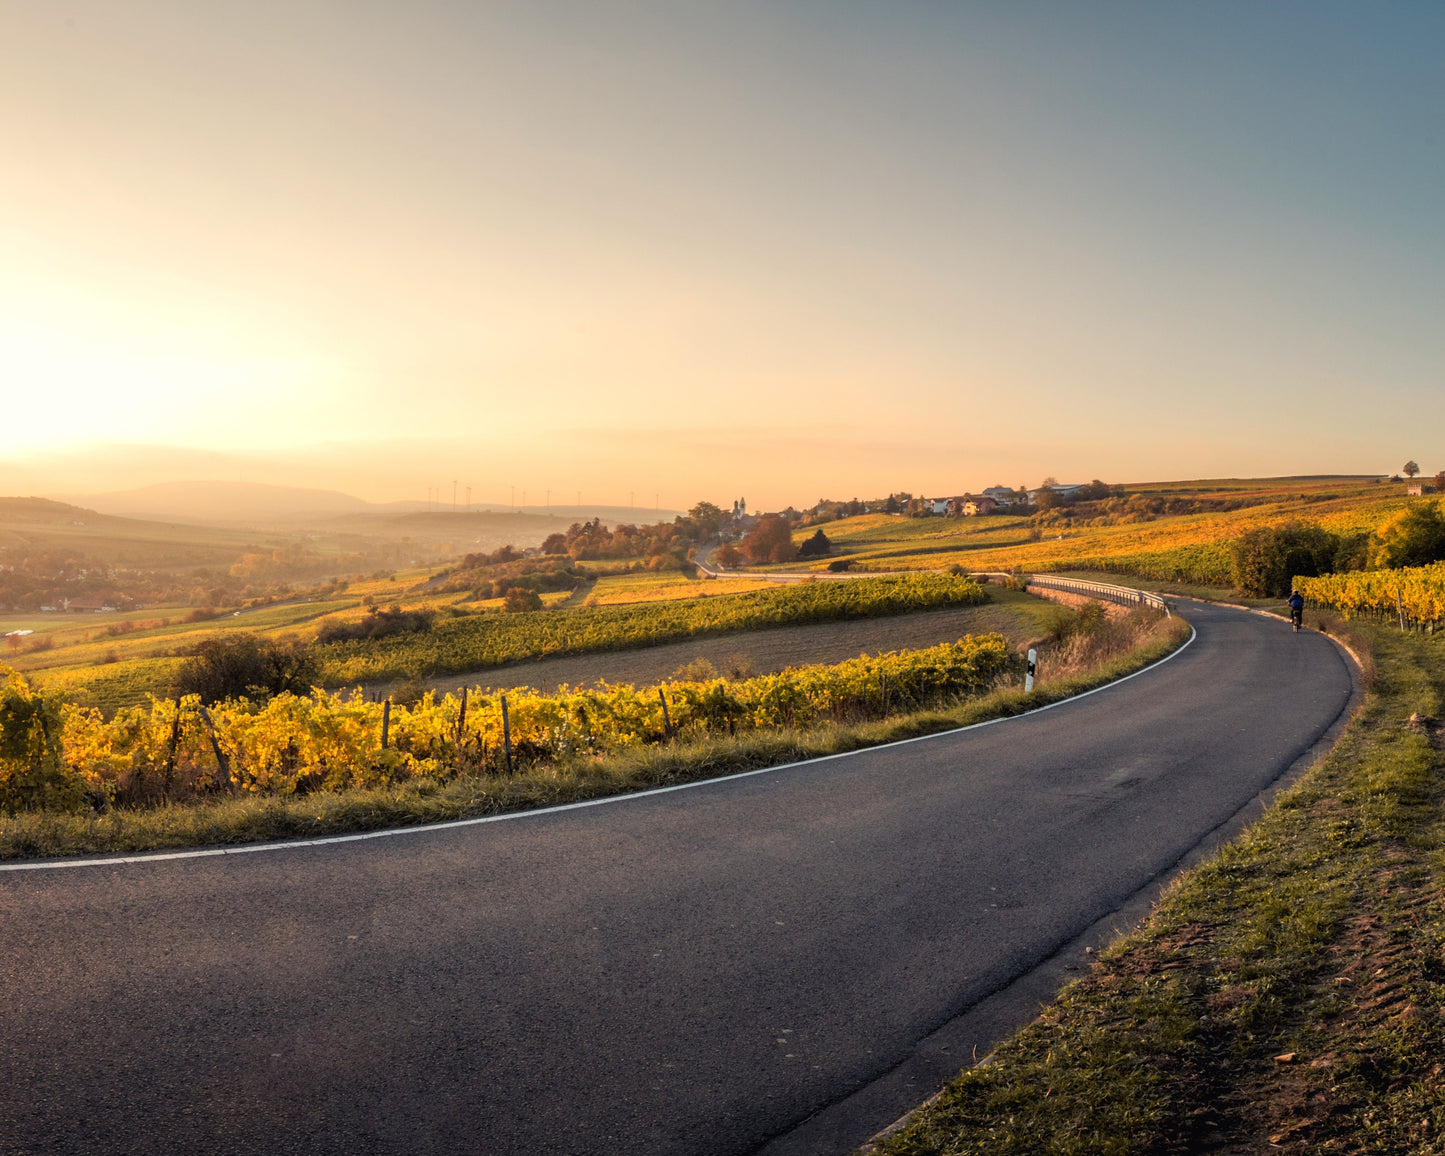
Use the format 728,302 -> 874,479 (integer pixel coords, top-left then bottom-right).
500,694 -> 513,774
381,698 -> 392,750
658,689 -> 673,738
199,705 -> 232,789
456,686 -> 469,746
162,700 -> 181,796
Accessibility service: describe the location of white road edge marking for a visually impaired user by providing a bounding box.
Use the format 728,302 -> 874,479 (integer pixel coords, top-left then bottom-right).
3,624 -> 1196,873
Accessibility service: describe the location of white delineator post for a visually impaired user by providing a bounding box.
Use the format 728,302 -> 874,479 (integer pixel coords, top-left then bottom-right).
1026,648 -> 1037,693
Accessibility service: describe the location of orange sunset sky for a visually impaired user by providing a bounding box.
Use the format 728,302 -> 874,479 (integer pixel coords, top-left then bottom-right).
3,2 -> 1443,509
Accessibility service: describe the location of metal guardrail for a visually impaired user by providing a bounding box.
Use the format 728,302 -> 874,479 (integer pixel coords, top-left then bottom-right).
1022,574 -> 1171,617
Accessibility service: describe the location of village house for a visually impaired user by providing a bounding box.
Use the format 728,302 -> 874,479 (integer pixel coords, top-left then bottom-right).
1027,483 -> 1085,504
962,496 -> 997,516
66,595 -> 117,613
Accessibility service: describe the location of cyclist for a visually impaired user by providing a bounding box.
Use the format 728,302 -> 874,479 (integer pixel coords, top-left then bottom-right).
1287,589 -> 1305,632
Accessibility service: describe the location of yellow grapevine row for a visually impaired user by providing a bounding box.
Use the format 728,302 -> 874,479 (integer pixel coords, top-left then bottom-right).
2,634 -> 1011,811
1295,562 -> 1445,627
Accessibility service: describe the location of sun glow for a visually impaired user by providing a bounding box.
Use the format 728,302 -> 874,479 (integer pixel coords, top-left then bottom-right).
0,288 -> 349,452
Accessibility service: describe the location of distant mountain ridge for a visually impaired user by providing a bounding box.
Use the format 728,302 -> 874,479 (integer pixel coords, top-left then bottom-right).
53,482 -> 369,525
47,481 -> 683,527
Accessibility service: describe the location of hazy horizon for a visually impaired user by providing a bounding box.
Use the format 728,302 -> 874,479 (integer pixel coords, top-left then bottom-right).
5,3 -> 1443,506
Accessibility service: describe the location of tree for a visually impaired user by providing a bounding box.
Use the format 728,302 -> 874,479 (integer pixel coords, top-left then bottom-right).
174,633 -> 319,704
687,502 -> 727,538
316,606 -> 436,644
1435,472 -> 1445,494
1229,525 -> 1341,597
1368,501 -> 1445,569
503,587 -> 544,613
797,529 -> 832,558
715,543 -> 744,568
1033,487 -> 1065,511
742,515 -> 796,564
1404,460 -> 1421,479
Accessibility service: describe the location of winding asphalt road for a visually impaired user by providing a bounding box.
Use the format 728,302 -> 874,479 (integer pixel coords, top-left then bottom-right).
1,601 -> 1355,1156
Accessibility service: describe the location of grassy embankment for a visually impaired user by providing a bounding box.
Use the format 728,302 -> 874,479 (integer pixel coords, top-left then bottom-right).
0,603 -> 1187,859
868,612 -> 1445,1156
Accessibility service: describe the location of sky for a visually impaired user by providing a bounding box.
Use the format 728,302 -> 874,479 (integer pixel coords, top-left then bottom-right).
2,1 -> 1443,510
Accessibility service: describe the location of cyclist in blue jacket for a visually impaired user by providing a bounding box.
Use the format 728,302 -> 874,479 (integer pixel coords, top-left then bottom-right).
1287,589 -> 1305,632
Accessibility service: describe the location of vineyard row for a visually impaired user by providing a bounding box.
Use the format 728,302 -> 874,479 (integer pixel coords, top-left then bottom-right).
3,634 -> 1012,812
1295,561 -> 1445,630
317,572 -> 990,684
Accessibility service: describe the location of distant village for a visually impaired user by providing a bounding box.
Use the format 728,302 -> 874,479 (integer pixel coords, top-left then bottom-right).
739,481 -> 1118,530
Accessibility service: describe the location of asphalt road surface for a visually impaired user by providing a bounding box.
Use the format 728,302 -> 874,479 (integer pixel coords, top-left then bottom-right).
1,602 -> 1356,1156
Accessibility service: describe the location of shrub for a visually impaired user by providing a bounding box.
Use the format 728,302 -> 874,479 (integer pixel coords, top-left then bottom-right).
798,529 -> 832,558
1045,601 -> 1106,643
1230,524 -> 1342,597
173,634 -> 320,705
316,607 -> 436,644
673,657 -> 719,681
1368,501 -> 1445,569
503,587 -> 544,613
722,652 -> 756,680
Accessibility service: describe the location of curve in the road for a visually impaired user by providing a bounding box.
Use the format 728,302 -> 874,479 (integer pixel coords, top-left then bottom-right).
0,601 -> 1357,1156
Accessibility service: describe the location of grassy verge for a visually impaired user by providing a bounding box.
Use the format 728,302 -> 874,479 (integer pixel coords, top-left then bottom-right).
0,612 -> 1189,860
868,614 -> 1445,1156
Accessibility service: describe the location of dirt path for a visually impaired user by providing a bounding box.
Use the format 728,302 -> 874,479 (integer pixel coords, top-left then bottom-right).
375,592 -> 1055,698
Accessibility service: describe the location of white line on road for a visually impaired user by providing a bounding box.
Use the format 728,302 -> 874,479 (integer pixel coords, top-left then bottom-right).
2,626 -> 1196,873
